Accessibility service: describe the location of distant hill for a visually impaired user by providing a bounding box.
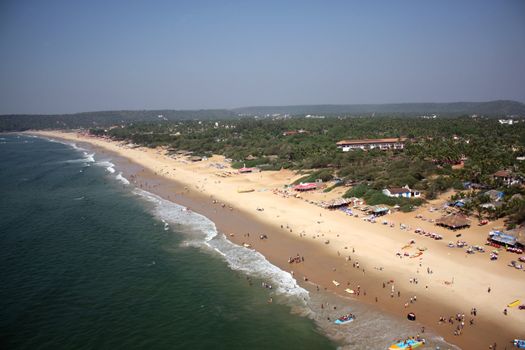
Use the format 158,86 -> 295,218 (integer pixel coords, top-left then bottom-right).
233,100 -> 525,116
0,109 -> 237,131
1,100 -> 524,131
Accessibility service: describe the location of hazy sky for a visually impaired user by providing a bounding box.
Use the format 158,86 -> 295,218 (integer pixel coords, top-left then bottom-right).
1,0 -> 524,114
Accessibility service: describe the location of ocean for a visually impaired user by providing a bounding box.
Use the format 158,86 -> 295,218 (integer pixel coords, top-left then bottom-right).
0,134 -> 458,350
0,134 -> 333,349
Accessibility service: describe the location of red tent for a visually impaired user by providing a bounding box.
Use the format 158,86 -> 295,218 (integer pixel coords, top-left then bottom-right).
294,183 -> 317,191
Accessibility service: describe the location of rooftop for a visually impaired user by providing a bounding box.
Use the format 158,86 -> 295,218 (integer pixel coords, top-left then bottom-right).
494,170 -> 511,177
387,187 -> 411,194
336,138 -> 407,146
436,214 -> 471,229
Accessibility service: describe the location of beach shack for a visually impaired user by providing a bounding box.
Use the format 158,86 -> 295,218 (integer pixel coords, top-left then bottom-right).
489,228 -> 525,249
320,198 -> 352,209
436,214 -> 471,230
369,205 -> 390,216
294,183 -> 318,191
189,156 -> 203,162
488,230 -> 518,247
348,197 -> 365,207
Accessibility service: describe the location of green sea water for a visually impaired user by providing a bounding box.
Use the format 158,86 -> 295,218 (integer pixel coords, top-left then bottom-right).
0,134 -> 335,349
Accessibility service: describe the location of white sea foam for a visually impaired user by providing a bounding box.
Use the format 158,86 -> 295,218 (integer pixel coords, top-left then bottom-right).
39,136 -> 126,180
95,160 -> 116,173
115,172 -> 130,185
211,235 -> 309,301
54,149 -> 94,165
67,142 -> 85,151
82,152 -> 95,163
62,152 -> 94,165
134,189 -> 310,303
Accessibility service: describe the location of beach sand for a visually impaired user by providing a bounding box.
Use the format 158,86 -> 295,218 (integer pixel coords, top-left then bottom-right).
32,130 -> 525,349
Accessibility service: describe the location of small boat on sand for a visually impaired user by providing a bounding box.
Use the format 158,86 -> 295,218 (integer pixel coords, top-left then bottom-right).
388,338 -> 425,349
334,313 -> 355,325
237,188 -> 254,193
332,280 -> 340,287
345,288 -> 355,294
508,299 -> 521,308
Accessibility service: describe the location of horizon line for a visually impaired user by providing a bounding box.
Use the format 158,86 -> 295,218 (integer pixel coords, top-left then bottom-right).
1,99 -> 524,116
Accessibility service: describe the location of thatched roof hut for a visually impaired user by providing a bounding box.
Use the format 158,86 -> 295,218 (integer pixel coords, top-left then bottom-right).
319,198 -> 352,209
435,214 -> 471,230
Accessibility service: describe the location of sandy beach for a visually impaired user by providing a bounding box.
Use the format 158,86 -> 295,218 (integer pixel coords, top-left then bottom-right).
32,130 -> 525,349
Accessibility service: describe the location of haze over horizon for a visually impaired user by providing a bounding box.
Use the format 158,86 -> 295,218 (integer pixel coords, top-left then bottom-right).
1,0 -> 524,114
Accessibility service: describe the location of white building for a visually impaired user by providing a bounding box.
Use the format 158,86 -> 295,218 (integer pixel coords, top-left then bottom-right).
337,138 -> 407,152
498,119 -> 518,125
383,185 -> 421,198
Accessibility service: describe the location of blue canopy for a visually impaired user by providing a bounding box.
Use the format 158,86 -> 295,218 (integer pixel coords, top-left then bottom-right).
489,230 -> 517,246
374,207 -> 389,213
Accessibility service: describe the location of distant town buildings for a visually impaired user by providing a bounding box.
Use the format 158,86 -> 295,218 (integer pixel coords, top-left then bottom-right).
336,138 -> 407,152
305,114 -> 325,119
418,114 -> 438,119
282,129 -> 307,136
498,119 -> 518,125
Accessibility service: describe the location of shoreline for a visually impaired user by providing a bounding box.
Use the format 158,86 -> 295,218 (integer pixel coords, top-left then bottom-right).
29,130 -> 525,349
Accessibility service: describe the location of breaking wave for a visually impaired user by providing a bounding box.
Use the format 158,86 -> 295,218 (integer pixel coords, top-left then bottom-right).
115,172 -> 130,185
96,160 -> 116,173
133,189 -> 310,304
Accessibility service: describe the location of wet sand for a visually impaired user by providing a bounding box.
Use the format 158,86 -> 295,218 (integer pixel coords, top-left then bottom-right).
31,130 -> 525,349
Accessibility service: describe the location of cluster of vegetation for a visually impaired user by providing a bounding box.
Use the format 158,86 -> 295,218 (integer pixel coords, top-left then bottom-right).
89,115 -> 525,222
450,186 -> 525,228
293,169 -> 334,184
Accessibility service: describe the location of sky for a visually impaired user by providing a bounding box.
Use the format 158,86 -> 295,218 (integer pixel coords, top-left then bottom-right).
0,0 -> 524,114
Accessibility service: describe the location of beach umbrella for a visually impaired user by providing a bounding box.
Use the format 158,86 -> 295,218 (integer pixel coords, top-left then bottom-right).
407,313 -> 416,321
